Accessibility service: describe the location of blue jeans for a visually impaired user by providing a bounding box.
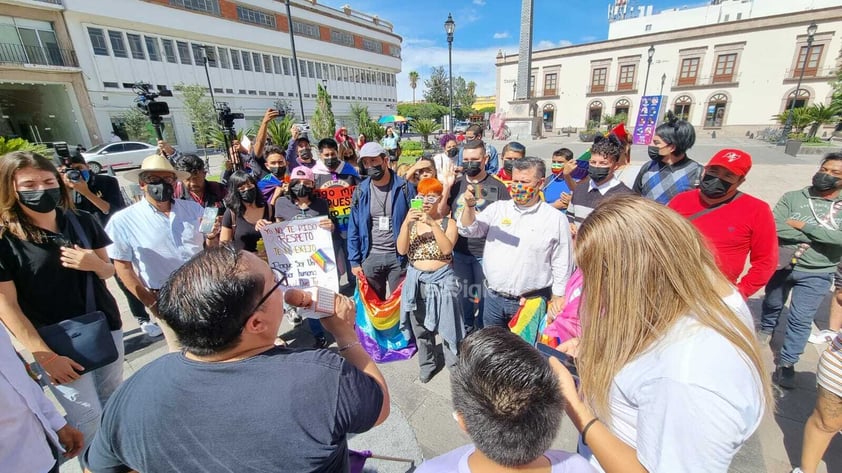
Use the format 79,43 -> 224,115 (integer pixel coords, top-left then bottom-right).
452,251 -> 484,331
483,287 -> 524,328
33,330 -> 124,469
307,318 -> 325,338
761,269 -> 833,366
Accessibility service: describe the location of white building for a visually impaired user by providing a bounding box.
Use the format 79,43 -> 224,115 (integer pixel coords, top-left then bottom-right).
1,0 -> 402,149
496,3 -> 842,138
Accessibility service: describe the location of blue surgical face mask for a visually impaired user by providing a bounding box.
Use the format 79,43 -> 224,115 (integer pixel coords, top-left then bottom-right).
81,170 -> 91,182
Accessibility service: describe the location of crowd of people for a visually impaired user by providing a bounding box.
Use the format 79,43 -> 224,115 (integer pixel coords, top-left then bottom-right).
1,108 -> 841,473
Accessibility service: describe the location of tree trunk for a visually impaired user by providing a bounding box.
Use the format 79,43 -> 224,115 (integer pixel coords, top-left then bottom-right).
808,122 -> 821,139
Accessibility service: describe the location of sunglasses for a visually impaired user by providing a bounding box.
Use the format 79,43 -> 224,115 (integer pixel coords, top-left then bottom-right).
142,176 -> 177,185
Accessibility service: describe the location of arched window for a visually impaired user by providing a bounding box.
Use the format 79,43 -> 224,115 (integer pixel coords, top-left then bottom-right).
588,100 -> 603,128
614,98 -> 631,118
705,93 -> 728,127
785,89 -> 810,111
673,95 -> 693,121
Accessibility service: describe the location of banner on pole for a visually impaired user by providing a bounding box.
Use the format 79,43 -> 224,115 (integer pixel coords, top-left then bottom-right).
632,95 -> 665,145
259,217 -> 340,293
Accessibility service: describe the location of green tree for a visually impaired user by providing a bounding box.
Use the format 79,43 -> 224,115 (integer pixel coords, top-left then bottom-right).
831,68 -> 842,111
806,103 -> 840,138
311,83 -> 336,141
409,71 -> 420,104
174,83 -> 216,150
423,66 -> 449,107
773,107 -> 813,135
0,137 -> 49,156
476,106 -> 496,115
602,113 -> 627,129
411,118 -> 439,148
120,107 -> 154,143
350,103 -> 384,142
209,128 -> 245,150
397,103 -> 449,121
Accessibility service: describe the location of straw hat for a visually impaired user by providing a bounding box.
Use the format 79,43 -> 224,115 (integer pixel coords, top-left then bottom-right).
124,154 -> 190,182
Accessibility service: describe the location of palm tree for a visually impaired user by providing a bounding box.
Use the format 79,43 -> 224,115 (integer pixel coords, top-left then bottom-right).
412,118 -> 439,147
409,71 -> 419,104
773,107 -> 814,136
806,103 -> 841,139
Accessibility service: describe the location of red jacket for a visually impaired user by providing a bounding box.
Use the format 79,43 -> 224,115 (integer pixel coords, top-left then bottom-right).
668,189 -> 778,298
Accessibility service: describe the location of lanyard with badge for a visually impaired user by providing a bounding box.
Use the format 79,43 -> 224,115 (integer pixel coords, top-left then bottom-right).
372,185 -> 390,231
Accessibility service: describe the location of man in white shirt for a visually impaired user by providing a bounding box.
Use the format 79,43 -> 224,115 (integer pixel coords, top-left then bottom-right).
459,157 -> 573,328
106,155 -> 219,351
0,328 -> 83,472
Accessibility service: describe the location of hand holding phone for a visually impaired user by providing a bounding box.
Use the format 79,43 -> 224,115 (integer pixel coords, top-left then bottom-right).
410,197 -> 424,210
199,207 -> 219,234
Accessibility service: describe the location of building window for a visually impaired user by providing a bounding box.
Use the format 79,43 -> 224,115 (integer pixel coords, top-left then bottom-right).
236,5 -> 276,28
614,98 -> 631,117
390,45 -> 401,58
588,100 -> 603,126
230,48 -> 241,69
543,73 -> 557,96
218,47 -> 230,68
314,62 -> 322,79
794,44 -> 823,78
108,31 -> 127,58
723,14 -> 730,22
282,57 -> 291,75
161,39 -> 177,63
331,30 -> 354,47
144,36 -> 160,61
785,89 -> 810,110
308,61 -> 316,78
300,59 -> 308,78
736,13 -> 742,20
206,47 -> 217,67
674,95 -> 693,121
678,57 -> 699,86
126,34 -> 145,59
169,0 -> 220,15
252,52 -> 262,72
645,24 -> 652,31
263,54 -> 272,73
242,50 -> 252,71
176,41 -> 191,64
713,53 -> 737,83
272,56 -> 281,74
329,64 -> 336,80
705,93 -> 728,127
88,28 -> 109,56
193,43 -> 212,65
362,38 -> 382,53
528,75 -> 535,97
591,67 -> 607,93
293,21 -> 319,39
103,81 -> 119,88
618,64 -> 635,90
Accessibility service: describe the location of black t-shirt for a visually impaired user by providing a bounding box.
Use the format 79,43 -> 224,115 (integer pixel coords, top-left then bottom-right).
221,206 -> 272,252
0,209 -> 122,330
314,172 -> 359,239
275,195 -> 331,222
447,174 -> 511,257
73,174 -> 125,225
85,347 -> 384,473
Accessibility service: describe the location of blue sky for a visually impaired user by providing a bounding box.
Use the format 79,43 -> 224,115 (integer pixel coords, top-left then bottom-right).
321,0 -> 685,101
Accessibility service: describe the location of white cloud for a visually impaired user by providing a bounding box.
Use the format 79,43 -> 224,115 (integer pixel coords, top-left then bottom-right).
535,39 -> 573,50
472,0 -> 486,5
493,31 -> 510,39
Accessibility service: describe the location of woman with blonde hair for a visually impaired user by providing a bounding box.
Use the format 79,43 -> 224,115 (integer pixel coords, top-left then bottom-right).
552,195 -> 772,473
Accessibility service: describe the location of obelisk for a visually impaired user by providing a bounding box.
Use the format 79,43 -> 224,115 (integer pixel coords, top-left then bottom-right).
515,0 -> 534,101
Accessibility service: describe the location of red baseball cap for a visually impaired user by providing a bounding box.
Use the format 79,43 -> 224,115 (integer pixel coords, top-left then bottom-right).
706,149 -> 752,177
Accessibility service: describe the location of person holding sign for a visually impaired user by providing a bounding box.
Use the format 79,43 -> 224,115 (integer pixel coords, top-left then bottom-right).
397,178 -> 464,383
221,171 -> 273,253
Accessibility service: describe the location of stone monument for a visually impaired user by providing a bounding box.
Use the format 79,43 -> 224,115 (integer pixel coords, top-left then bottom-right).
505,0 -> 541,140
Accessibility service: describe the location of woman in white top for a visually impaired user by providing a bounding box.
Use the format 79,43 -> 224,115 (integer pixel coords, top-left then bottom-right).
552,195 -> 772,473
432,135 -> 458,178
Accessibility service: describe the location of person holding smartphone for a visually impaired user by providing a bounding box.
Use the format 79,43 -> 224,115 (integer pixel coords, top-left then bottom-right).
397,178 -> 463,383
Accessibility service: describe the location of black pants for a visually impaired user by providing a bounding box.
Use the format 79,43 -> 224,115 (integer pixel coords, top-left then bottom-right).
361,252 -> 403,301
114,276 -> 149,324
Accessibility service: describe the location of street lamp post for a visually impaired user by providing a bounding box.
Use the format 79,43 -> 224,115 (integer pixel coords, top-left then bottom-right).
283,0 -> 306,122
778,21 -> 818,146
512,82 -> 517,100
659,73 -> 667,97
642,45 -> 655,97
444,13 -> 455,131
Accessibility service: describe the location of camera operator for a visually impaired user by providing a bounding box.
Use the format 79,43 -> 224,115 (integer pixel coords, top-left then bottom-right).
59,156 -> 123,224
157,140 -> 182,167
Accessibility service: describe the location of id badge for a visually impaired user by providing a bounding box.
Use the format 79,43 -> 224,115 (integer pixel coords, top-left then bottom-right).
378,216 -> 390,231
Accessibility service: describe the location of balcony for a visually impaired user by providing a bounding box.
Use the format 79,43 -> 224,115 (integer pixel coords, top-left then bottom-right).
672,73 -> 741,89
587,82 -> 638,96
0,42 -> 78,68
784,66 -> 837,81
540,88 -> 558,98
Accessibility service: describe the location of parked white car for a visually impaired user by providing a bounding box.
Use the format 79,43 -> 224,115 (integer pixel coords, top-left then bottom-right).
82,141 -> 158,174
453,121 -> 471,133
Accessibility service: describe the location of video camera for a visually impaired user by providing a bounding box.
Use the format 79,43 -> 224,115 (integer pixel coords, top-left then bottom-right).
132,82 -> 172,139
216,103 -> 244,131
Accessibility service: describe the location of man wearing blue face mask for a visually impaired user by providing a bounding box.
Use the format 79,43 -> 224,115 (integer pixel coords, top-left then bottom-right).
60,155 -> 124,226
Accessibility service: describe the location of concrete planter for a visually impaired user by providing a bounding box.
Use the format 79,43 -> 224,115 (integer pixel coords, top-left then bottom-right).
579,131 -> 599,142
797,144 -> 842,156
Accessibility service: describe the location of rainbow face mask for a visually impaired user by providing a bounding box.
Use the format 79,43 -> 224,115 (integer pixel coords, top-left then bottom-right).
509,183 -> 537,205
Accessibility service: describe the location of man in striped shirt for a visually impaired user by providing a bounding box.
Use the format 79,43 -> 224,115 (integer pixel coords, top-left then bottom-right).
568,135 -> 633,233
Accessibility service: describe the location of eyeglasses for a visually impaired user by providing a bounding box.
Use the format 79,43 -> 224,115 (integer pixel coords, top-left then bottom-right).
417,195 -> 441,203
252,269 -> 288,313
142,175 -> 177,185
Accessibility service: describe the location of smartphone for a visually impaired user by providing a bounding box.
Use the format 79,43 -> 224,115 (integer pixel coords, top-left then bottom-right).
410,197 -> 424,210
199,207 -> 218,234
536,343 -> 579,383
482,185 -> 500,203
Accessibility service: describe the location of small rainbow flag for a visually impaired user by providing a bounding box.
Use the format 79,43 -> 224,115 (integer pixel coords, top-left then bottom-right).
508,297 -> 547,346
353,278 -> 416,363
309,248 -> 334,272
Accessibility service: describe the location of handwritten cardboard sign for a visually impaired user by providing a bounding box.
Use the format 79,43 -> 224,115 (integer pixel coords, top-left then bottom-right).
259,217 -> 339,292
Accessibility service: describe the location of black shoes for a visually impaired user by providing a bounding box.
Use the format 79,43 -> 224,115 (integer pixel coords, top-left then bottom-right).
775,364 -> 796,389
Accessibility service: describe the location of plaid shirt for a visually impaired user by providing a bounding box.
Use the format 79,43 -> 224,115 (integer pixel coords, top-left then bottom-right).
634,157 -> 703,204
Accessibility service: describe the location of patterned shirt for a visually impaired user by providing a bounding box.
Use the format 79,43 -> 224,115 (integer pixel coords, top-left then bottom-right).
633,157 -> 702,204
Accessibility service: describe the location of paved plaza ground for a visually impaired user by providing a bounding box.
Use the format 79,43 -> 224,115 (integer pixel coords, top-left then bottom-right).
55,136 -> 842,472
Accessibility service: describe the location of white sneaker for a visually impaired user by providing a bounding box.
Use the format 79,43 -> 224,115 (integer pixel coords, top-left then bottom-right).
140,321 -> 163,338
791,468 -> 804,473
808,329 -> 837,344
285,307 -> 303,326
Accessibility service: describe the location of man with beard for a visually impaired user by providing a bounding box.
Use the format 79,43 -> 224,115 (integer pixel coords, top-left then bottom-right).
105,155 -> 219,351
668,149 -> 777,299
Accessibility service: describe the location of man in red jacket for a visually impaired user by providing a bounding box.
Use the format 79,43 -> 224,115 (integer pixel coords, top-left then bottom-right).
668,149 -> 777,298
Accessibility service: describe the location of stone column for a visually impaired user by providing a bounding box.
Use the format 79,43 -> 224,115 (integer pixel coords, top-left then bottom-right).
515,0 -> 534,101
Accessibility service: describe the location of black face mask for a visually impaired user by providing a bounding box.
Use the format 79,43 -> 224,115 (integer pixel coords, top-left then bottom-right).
324,158 -> 341,170
239,188 -> 257,203
298,149 -> 313,162
17,188 -> 62,213
812,172 -> 841,192
447,148 -> 459,158
503,160 -> 514,174
146,182 -> 174,202
268,166 -> 285,177
366,165 -> 385,181
290,182 -> 313,198
588,166 -> 611,183
699,174 -> 733,199
464,161 -> 482,177
648,146 -> 664,161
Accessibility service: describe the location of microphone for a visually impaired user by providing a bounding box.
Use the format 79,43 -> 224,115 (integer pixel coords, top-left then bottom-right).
284,288 -> 313,308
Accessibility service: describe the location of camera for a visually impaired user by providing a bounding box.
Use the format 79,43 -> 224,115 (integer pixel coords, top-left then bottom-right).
133,82 -> 172,138
217,103 -> 244,130
62,168 -> 82,182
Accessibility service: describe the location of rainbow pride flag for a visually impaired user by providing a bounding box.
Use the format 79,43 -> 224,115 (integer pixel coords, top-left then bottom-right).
508,297 -> 547,346
354,278 -> 416,363
309,249 -> 334,272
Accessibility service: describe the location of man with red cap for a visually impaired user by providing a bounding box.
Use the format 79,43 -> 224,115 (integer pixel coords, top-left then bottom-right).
668,149 -> 777,298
